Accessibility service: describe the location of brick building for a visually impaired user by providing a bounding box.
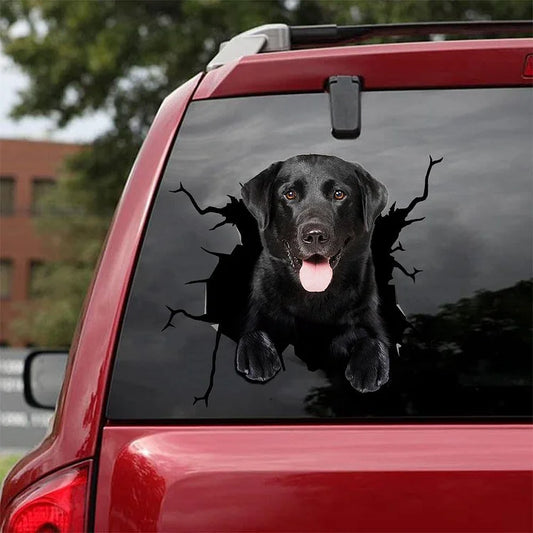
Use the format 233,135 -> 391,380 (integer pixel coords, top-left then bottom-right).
0,139 -> 82,346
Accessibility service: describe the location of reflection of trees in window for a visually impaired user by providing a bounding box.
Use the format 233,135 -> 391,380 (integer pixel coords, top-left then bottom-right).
406,280 -> 532,386
0,176 -> 15,216
29,261 -> 46,299
304,280 -> 532,418
31,177 -> 56,215
0,259 -> 14,299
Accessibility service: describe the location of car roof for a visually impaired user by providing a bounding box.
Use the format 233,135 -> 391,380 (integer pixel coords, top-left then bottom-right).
195,38 -> 533,99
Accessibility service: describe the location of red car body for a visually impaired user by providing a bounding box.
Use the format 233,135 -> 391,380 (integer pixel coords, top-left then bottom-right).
2,37 -> 532,532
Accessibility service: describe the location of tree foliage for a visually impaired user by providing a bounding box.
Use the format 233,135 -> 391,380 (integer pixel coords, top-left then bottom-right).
1,0 -> 530,345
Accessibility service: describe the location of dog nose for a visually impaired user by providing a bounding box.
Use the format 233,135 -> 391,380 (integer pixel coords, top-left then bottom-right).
300,224 -> 330,245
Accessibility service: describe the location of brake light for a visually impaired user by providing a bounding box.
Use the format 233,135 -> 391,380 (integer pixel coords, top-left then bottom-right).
2,462 -> 90,533
524,54 -> 533,77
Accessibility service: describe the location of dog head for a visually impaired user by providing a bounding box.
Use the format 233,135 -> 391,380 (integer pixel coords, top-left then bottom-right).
242,155 -> 388,292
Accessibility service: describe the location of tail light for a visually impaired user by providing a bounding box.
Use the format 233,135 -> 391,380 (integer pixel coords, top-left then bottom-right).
2,462 -> 90,533
524,54 -> 533,77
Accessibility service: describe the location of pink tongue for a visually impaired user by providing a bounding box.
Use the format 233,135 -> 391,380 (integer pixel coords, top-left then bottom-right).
299,257 -> 333,292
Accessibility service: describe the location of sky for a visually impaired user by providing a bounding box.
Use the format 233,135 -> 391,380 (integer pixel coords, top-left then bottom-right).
0,50 -> 111,143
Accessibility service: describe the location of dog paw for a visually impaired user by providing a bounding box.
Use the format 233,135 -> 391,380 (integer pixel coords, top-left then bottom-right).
236,331 -> 282,382
345,338 -> 389,393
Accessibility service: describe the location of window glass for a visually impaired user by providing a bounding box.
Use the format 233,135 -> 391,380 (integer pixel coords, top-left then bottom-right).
31,178 -> 56,215
107,88 -> 532,420
0,177 -> 15,216
0,259 -> 13,299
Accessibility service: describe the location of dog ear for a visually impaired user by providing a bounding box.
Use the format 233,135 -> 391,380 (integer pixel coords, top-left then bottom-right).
352,163 -> 388,231
241,161 -> 282,230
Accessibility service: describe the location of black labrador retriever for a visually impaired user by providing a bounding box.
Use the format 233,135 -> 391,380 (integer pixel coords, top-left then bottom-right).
237,154 -> 390,393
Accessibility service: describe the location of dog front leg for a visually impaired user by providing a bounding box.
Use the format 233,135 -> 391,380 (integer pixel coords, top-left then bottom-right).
236,329 -> 282,383
345,335 -> 390,393
331,324 -> 390,393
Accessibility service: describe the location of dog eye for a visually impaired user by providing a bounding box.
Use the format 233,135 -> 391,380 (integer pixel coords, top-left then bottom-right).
334,190 -> 346,200
284,190 -> 297,200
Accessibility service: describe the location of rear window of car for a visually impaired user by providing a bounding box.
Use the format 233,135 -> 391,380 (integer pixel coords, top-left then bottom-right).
107,87 -> 532,421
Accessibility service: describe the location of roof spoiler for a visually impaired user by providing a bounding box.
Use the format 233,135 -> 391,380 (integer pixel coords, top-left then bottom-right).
207,20 -> 532,71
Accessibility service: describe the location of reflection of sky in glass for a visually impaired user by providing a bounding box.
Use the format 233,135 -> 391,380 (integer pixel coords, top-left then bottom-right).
108,88 -> 532,419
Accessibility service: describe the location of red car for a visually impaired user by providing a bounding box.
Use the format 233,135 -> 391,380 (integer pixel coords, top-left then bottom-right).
2,21 -> 532,532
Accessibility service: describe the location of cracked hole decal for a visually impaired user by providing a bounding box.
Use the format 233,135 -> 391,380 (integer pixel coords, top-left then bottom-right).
163,154 -> 443,405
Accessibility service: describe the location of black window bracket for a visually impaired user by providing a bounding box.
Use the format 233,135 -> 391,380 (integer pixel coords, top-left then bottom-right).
327,75 -> 362,140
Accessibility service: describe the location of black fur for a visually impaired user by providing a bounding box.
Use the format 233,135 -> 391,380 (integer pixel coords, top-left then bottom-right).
237,154 -> 390,393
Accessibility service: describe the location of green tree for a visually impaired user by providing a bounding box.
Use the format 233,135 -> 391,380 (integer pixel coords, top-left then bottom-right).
1,0 -> 530,346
